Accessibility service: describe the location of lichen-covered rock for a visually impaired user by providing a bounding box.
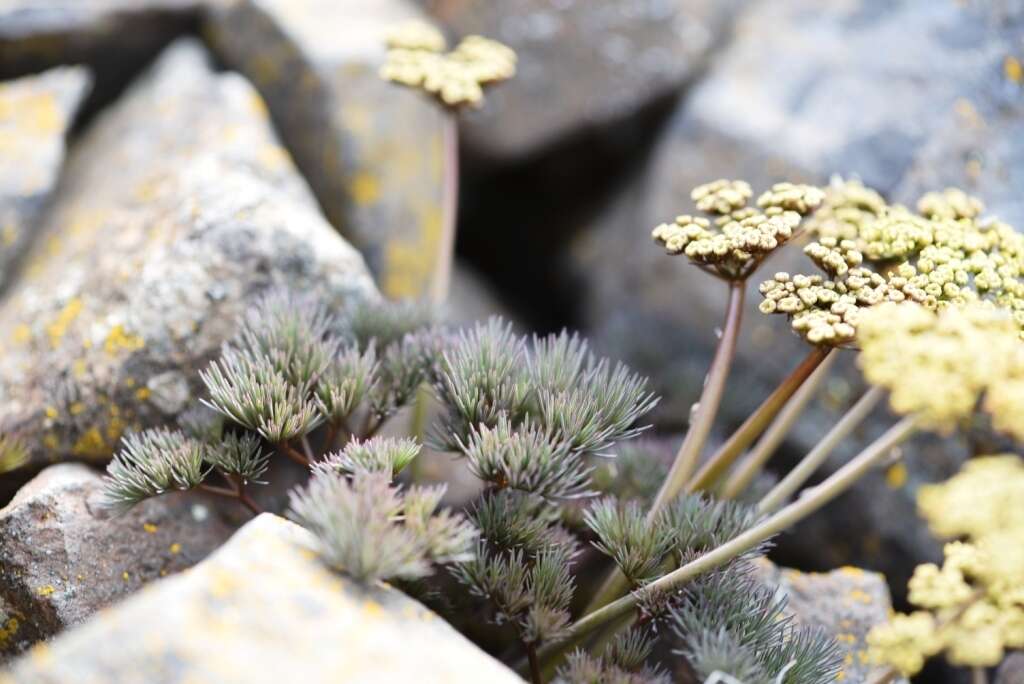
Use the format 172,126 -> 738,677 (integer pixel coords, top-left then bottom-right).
425,0 -> 741,162
756,559 -> 905,684
205,0 -> 448,299
0,464 -> 235,661
0,66 -> 91,290
0,514 -> 522,683
0,1 -> 209,105
0,39 -> 377,478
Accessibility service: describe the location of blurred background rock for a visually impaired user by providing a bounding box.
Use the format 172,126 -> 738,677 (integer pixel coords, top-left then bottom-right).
1,1 -> 1021,681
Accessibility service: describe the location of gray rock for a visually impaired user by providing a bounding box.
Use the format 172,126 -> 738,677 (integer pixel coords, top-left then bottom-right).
999,652 -> 1024,684
0,1 -> 207,106
0,464 -> 235,660
0,39 -> 377,478
447,261 -> 515,327
755,558 -> 905,684
0,66 -> 91,291
205,0 -> 450,299
0,514 -> 523,683
425,0 -> 741,162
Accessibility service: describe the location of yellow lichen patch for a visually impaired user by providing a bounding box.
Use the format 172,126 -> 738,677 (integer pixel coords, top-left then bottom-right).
135,387 -> 152,401
11,323 -> 31,345
885,462 -> 908,489
0,616 -> 19,649
42,433 -> 59,451
72,427 -> 107,459
45,297 -> 83,348
69,402 -> 86,416
143,523 -> 158,534
122,571 -> 130,581
169,543 -> 182,555
381,203 -> 443,298
349,171 -> 381,206
103,325 -> 144,355
362,600 -> 384,619
35,585 -> 55,597
1005,56 -> 1023,84
44,406 -> 58,419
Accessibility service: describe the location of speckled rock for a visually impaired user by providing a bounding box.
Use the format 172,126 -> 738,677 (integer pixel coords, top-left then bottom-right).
998,652 -> 1024,684
0,39 -> 377,478
756,559 -> 904,684
205,0 -> 448,299
0,1 -> 210,106
426,0 -> 740,162
0,66 -> 90,290
0,464 -> 235,661
0,514 -> 522,683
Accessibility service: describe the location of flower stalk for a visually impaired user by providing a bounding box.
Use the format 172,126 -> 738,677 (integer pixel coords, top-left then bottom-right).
530,415 -> 919,674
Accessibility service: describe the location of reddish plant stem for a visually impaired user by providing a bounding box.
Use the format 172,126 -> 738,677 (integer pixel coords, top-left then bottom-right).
278,442 -> 312,467
430,113 -> 459,305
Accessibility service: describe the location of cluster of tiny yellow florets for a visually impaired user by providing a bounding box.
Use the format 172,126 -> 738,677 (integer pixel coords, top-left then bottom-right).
857,301 -> 1024,438
380,20 -> 516,108
759,179 -> 1024,346
651,180 -> 823,280
868,455 -> 1024,676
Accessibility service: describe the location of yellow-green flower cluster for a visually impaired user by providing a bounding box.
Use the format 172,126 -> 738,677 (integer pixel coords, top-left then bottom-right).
652,180 -> 821,280
857,301 -> 1024,438
380,20 -> 516,108
761,180 -> 1024,345
868,455 -> 1024,676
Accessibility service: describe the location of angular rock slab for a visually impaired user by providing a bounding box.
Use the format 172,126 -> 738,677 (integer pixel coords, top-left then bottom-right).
0,464 -> 235,660
756,559 -> 903,684
426,0 -> 741,162
0,66 -> 90,290
0,514 -> 522,683
206,0 -> 449,299
0,1 -> 207,104
0,39 -> 377,476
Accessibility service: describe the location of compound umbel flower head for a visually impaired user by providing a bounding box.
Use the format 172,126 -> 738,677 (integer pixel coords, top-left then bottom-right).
380,20 -> 516,109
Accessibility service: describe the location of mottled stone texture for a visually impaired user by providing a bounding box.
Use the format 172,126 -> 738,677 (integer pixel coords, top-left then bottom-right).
756,559 -> 903,684
565,0 -> 1022,600
0,39 -> 378,478
205,0 -> 448,299
0,514 -> 522,684
0,1 -> 209,107
999,652 -> 1024,684
426,0 -> 740,162
0,464 -> 235,661
0,66 -> 91,290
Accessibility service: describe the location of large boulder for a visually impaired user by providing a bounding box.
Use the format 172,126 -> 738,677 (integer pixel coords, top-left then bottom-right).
0,514 -> 522,683
0,464 -> 235,661
0,66 -> 91,291
563,0 -> 1020,600
0,39 -> 377,482
425,0 -> 742,163
0,1 -> 210,109
205,0 -> 449,299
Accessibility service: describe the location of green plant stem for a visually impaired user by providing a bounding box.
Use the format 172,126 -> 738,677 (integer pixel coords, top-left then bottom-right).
429,113 -> 459,306
721,349 -> 839,499
407,384 -> 432,482
584,279 -> 745,614
757,385 -> 885,514
687,345 -> 832,493
527,415 -> 919,675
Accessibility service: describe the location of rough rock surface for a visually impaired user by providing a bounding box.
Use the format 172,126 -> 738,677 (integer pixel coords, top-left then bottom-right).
426,0 -> 741,162
0,1 -> 209,107
999,652 -> 1024,684
0,464 -> 235,660
206,0 -> 448,299
0,66 -> 91,291
565,0 -> 1021,600
0,514 -> 522,683
756,559 -> 904,684
0,39 -> 378,478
